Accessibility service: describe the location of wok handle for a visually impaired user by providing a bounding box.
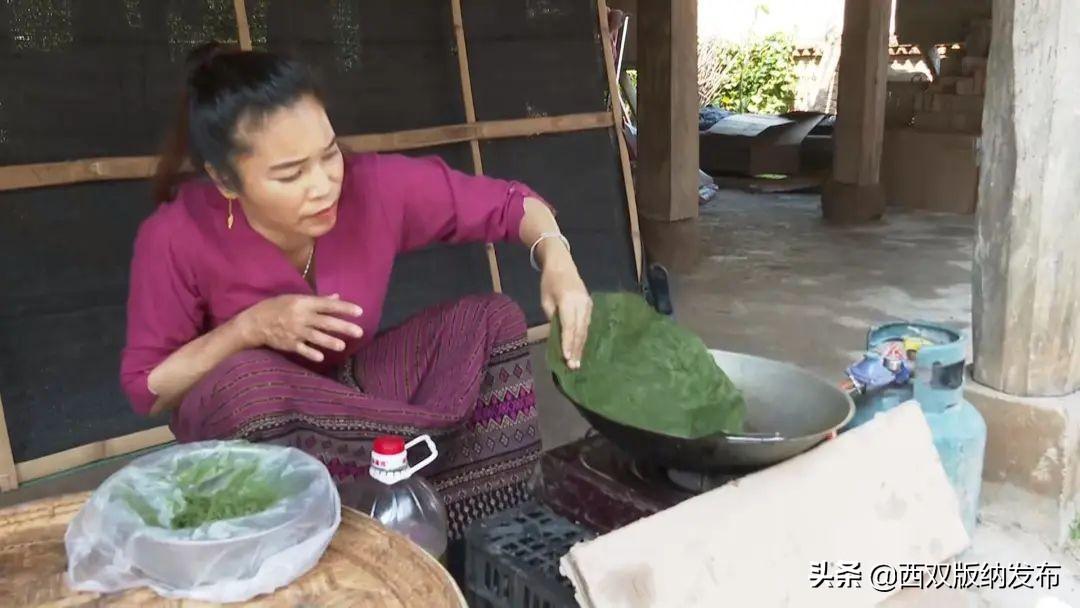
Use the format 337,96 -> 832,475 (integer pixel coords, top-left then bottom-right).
724,434 -> 787,444
839,378 -> 861,399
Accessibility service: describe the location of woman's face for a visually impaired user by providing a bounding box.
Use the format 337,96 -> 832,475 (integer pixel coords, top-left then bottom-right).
225,94 -> 345,242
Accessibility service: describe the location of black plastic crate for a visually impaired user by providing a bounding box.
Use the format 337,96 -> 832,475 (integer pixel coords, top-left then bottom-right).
464,502 -> 594,608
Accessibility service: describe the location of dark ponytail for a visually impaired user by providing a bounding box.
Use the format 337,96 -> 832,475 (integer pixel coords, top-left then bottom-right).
153,42 -> 322,203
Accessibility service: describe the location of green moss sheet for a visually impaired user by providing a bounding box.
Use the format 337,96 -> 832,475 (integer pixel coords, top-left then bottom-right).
548,292 -> 746,438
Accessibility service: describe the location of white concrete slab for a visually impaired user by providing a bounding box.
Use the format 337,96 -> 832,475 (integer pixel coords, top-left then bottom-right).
561,403 -> 969,607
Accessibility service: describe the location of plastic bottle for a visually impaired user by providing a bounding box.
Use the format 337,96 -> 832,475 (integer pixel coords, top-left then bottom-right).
339,435 -> 449,561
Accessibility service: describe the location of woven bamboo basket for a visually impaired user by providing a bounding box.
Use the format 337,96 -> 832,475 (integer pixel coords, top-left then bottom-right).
0,492 -> 466,607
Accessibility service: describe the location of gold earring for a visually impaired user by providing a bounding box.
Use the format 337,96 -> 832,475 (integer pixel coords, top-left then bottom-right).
227,197 -> 235,230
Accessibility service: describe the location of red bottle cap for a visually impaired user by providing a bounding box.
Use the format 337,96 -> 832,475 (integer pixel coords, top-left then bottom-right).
373,435 -> 405,456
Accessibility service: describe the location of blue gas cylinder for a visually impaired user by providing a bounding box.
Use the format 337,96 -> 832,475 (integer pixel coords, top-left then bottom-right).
842,322 -> 986,536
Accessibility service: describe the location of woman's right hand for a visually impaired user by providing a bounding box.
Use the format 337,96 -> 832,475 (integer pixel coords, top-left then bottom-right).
236,293 -> 364,362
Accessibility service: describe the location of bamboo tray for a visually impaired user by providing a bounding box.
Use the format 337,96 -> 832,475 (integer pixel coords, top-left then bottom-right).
0,492 -> 466,607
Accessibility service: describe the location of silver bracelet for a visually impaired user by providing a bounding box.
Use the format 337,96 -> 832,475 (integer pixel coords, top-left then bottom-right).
529,231 -> 571,271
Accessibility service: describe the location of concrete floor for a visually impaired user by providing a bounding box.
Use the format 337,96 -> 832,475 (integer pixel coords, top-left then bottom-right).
4,190 -> 1077,606
684,190 -> 974,380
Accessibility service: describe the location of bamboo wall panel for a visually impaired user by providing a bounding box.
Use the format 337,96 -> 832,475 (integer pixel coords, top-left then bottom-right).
0,0 -> 640,486
0,1 -> 238,165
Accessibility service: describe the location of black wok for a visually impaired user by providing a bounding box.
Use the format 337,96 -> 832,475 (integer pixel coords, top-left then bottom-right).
554,350 -> 854,473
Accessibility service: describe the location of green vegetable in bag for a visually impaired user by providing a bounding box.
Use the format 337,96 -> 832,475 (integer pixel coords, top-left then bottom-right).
548,292 -> 746,438
123,448 -> 281,529
170,456 -> 280,529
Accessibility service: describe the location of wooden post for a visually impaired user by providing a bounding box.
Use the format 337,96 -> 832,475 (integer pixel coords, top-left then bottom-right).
636,0 -> 697,221
821,0 -> 890,223
635,0 -> 699,270
972,0 -> 1080,397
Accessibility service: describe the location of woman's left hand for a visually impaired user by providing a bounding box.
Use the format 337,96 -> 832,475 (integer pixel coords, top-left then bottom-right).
539,253 -> 592,370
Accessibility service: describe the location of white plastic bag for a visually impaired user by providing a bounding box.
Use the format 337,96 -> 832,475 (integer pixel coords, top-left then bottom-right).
65,441 -> 340,603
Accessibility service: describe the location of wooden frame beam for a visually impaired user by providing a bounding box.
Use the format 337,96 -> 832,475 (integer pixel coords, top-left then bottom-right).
598,0 -> 643,278
527,323 -> 551,344
13,426 -> 174,484
450,0 -> 503,293
233,0 -> 252,51
0,112 -> 614,193
0,396 -> 17,491
0,156 -> 161,193
342,112 -> 615,160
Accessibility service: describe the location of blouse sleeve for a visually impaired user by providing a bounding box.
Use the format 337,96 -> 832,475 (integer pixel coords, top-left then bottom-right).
119,210 -> 205,415
371,153 -> 541,253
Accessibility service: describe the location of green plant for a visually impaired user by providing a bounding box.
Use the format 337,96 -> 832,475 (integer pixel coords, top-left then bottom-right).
1071,514 -> 1080,542
122,451 -> 280,529
170,456 -> 279,529
548,292 -> 746,438
698,32 -> 798,115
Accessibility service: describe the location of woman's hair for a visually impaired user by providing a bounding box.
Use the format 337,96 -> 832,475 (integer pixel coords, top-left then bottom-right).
153,42 -> 322,203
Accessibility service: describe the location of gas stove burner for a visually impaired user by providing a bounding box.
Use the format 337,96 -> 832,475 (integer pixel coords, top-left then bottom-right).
572,436 -> 748,495
540,436 -> 754,533
626,454 -> 741,494
665,468 -> 740,493
572,437 -> 747,494
627,459 -> 668,485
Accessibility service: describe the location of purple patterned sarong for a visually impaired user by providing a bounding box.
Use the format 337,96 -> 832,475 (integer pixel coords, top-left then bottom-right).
172,293 -> 541,538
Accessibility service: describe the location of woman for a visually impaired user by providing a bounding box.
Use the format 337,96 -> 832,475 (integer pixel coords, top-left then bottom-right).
120,44 -> 592,537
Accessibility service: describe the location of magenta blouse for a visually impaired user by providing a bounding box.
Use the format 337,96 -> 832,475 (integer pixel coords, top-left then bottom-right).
121,153 -> 538,415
